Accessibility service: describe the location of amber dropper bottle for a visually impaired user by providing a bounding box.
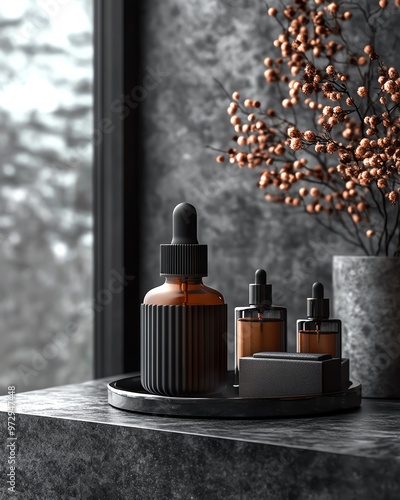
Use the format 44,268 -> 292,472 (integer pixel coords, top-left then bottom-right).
234,269 -> 287,385
297,282 -> 341,359
141,202 -> 228,397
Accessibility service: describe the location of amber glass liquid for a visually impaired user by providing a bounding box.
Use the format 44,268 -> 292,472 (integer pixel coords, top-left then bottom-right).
237,318 -> 285,368
143,277 -> 224,305
298,331 -> 340,358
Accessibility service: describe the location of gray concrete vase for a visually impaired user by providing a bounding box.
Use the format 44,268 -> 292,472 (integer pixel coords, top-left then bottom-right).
333,256 -> 400,398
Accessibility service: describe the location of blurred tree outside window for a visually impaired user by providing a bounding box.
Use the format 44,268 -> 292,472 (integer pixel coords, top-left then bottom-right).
0,0 -> 93,394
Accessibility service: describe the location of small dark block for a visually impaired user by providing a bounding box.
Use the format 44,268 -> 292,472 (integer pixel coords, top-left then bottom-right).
239,357 -> 342,398
341,358 -> 350,390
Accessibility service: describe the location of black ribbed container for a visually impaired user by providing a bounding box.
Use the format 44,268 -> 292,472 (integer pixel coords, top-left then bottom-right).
141,304 -> 228,396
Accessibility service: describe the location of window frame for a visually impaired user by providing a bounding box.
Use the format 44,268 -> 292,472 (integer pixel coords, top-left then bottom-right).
93,0 -> 142,377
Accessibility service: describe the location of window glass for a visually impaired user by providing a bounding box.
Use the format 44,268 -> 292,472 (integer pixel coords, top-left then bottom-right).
0,0 -> 93,394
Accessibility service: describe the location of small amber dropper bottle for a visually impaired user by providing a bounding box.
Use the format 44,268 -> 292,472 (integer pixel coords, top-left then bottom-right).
297,282 -> 341,359
141,202 -> 228,397
234,269 -> 287,385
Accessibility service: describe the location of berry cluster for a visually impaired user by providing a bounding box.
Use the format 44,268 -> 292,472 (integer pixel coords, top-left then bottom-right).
217,0 -> 400,256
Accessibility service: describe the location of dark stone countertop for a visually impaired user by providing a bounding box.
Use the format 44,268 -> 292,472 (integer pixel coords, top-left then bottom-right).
1,376 -> 400,499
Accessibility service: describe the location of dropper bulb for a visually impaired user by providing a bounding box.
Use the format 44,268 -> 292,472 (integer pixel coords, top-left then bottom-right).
312,282 -> 324,299
171,203 -> 199,244
249,268 -> 271,305
255,269 -> 267,285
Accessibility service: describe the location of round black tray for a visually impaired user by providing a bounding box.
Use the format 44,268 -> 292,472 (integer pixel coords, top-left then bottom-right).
108,375 -> 361,419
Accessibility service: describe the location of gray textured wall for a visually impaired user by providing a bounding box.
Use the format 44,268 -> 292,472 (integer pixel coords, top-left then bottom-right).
139,0 -> 359,364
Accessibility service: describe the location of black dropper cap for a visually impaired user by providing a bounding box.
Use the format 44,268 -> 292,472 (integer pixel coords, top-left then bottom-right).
249,269 -> 272,306
307,282 -> 330,319
160,203 -> 208,276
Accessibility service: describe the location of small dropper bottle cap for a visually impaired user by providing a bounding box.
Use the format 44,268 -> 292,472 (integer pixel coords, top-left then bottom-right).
249,269 -> 272,306
160,203 -> 208,276
307,282 -> 330,319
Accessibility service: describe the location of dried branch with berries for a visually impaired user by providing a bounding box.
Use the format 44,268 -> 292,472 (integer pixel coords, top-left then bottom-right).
216,0 -> 400,256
